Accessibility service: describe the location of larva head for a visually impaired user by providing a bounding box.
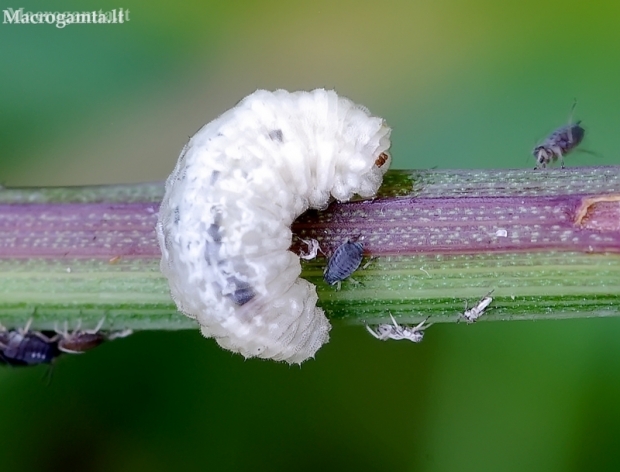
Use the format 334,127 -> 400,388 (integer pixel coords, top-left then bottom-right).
375,152 -> 390,168
157,89 -> 391,364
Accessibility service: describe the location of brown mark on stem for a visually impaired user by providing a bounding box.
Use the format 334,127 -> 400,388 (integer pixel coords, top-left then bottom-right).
575,194 -> 620,231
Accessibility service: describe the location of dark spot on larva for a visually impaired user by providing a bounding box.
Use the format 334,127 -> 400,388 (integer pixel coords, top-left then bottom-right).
173,206 -> 180,224
268,129 -> 284,142
226,277 -> 256,305
207,224 -> 222,243
324,240 -> 364,285
204,218 -> 223,264
210,171 -> 220,185
207,210 -> 224,244
375,152 -> 389,168
204,242 -> 217,265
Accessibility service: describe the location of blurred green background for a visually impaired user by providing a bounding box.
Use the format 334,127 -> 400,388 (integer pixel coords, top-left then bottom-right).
2,0 -> 620,470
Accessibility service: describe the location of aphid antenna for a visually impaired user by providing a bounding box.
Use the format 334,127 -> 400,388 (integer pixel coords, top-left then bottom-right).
364,319 -> 380,339
575,148 -> 602,159
418,317 -> 432,329
568,98 -> 578,124
325,234 -> 364,257
566,99 -> 579,147
41,365 -> 55,386
106,328 -> 133,340
361,256 -> 379,270
340,232 -> 364,246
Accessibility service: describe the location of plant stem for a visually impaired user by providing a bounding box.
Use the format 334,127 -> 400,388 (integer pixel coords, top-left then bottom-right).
1,167 -> 619,331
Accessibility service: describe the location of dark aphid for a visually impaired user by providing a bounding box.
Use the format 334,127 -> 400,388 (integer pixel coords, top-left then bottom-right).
324,240 -> 364,286
0,326 -> 60,366
533,102 -> 585,169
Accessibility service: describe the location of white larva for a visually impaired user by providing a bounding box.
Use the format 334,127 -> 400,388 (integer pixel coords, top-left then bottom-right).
157,89 -> 391,364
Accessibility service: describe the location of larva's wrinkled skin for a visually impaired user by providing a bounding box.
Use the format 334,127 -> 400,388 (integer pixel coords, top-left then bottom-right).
157,89 -> 391,364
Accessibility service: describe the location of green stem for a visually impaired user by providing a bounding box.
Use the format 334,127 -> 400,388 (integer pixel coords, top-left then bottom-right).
1,167 -> 619,331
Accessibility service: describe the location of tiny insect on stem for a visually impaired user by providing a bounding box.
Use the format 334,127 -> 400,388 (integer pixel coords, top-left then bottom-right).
460,290 -> 495,324
366,314 -> 432,342
324,239 -> 365,286
533,101 -> 586,170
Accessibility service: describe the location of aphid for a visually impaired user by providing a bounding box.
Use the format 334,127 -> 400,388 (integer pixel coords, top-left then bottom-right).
55,319 -> 133,354
0,319 -> 134,366
0,321 -> 60,366
55,319 -> 105,354
460,290 -> 494,323
298,238 -> 320,260
324,239 -> 364,287
366,314 -> 431,342
533,102 -> 585,169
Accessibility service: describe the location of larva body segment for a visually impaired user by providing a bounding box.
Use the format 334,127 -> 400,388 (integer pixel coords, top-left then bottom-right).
157,89 -> 391,363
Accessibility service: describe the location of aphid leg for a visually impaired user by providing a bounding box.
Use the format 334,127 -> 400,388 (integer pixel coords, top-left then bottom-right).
415,317 -> 432,331
106,328 -> 134,340
22,318 -> 58,343
365,323 -> 381,340
457,299 -> 468,323
22,318 -> 32,334
348,276 -> 360,285
362,257 -> 378,270
85,318 -> 105,335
